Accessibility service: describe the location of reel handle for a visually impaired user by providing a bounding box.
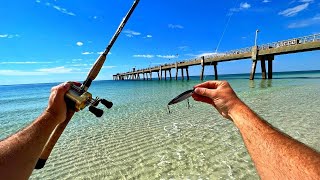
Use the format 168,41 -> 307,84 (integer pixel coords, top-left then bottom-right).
100,99 -> 113,109
89,106 -> 104,117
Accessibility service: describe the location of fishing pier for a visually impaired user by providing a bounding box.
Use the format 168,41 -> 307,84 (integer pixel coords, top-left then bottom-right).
113,33 -> 320,81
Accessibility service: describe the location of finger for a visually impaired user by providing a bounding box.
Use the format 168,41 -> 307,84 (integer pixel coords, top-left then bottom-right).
192,93 -> 213,104
194,87 -> 216,99
66,109 -> 76,116
60,82 -> 71,93
68,81 -> 81,87
193,81 -> 223,89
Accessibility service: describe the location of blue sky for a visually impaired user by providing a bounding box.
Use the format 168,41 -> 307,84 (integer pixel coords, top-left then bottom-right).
0,0 -> 319,85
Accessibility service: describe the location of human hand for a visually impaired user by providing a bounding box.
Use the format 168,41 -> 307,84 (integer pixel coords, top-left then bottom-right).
45,82 -> 79,124
192,81 -> 243,120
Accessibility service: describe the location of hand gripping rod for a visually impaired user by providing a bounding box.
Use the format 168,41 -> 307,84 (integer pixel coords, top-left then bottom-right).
35,0 -> 140,169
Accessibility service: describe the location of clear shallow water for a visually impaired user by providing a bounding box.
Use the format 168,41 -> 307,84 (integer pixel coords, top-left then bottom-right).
0,71 -> 319,179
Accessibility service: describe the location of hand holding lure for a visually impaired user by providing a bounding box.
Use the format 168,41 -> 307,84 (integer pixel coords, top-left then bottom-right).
166,0 -> 238,112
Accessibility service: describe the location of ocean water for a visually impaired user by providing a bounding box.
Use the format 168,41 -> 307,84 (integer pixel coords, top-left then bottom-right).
0,71 -> 319,179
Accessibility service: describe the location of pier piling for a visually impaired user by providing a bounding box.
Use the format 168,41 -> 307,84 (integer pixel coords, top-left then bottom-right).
250,60 -> 257,80
181,68 -> 184,80
261,56 -> 266,79
213,62 -> 218,80
186,67 -> 190,80
268,55 -> 274,79
200,56 -> 205,80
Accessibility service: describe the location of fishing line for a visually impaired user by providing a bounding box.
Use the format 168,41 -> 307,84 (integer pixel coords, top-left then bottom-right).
167,0 -> 241,113
203,0 -> 240,81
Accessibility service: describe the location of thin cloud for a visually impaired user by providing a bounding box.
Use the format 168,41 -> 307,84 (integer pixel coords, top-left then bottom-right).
0,61 -> 52,64
123,30 -> 141,37
102,66 -> 116,69
240,2 -> 251,9
82,52 -> 94,55
82,51 -> 111,55
178,46 -> 189,51
168,24 -> 184,29
278,3 -> 309,17
36,0 -> 76,16
69,63 -> 89,67
0,70 -> 46,76
0,34 -> 20,38
36,66 -> 73,73
76,42 -> 83,46
299,0 -> 314,3
133,54 -> 154,58
288,14 -> 320,28
262,0 -> 271,3
230,2 -> 251,13
52,5 -> 75,16
156,55 -> 178,59
0,66 -> 77,76
146,35 -> 152,38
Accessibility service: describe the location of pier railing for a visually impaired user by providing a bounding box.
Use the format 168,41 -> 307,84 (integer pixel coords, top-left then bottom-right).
259,33 -> 320,50
115,33 -> 320,80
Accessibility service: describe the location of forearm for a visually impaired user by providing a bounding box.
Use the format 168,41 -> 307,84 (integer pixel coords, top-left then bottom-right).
230,101 -> 320,179
0,112 -> 59,179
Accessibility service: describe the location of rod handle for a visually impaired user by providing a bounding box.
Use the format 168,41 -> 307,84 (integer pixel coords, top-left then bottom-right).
34,110 -> 74,169
88,54 -> 107,80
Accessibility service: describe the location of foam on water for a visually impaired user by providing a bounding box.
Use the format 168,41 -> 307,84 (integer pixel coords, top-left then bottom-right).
0,71 -> 319,179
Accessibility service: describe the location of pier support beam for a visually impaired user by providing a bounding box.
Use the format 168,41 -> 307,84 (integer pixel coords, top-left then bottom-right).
181,68 -> 184,80
268,55 -> 274,79
157,71 -> 160,80
186,67 -> 190,80
175,62 -> 178,80
200,56 -> 205,80
260,56 -> 266,79
164,70 -> 167,80
213,62 -> 218,80
159,66 -> 162,80
250,60 -> 258,80
169,69 -> 172,80
150,71 -> 152,80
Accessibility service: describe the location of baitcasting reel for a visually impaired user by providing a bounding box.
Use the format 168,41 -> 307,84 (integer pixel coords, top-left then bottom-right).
65,83 -> 113,117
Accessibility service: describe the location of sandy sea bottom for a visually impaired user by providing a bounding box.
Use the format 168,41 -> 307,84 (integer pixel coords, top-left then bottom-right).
0,72 -> 319,179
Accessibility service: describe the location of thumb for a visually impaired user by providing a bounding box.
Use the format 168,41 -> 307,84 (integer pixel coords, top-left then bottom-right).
194,87 -> 213,98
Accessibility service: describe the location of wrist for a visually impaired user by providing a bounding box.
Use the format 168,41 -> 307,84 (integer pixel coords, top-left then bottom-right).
228,99 -> 246,121
43,110 -> 62,126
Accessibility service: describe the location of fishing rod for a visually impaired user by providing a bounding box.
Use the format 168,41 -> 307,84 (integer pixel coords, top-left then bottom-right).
35,0 -> 140,169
